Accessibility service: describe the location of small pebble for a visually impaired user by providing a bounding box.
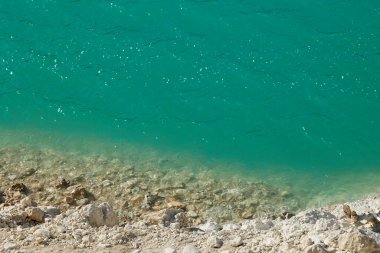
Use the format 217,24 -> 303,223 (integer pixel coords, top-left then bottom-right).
182,245 -> 200,253
207,236 -> 223,248
230,236 -> 243,247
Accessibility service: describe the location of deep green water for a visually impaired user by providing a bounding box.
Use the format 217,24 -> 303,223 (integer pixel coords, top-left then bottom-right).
1,0 -> 380,205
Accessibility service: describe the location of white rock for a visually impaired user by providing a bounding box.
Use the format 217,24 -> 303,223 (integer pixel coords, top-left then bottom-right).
230,236 -> 243,247
82,235 -> 94,243
300,237 -> 314,249
199,221 -> 222,232
222,223 -> 241,231
81,202 -> 119,227
55,225 -> 66,233
102,180 -> 113,187
241,220 -> 272,230
98,243 -> 112,248
255,220 -> 273,230
297,210 -> 336,224
207,236 -> 223,248
8,174 -> 18,180
33,228 -> 51,239
164,247 -> 177,253
3,242 -> 18,251
314,218 -> 338,231
304,244 -> 329,253
182,244 -> 200,253
97,234 -> 107,241
186,211 -> 198,218
338,229 -> 378,252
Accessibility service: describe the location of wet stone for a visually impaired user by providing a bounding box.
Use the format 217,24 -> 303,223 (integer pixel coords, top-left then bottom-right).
70,185 -> 88,199
9,183 -> 27,193
55,178 -> 70,189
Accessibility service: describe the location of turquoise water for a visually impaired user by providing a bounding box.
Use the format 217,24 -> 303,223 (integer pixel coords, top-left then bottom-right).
1,1 -> 380,204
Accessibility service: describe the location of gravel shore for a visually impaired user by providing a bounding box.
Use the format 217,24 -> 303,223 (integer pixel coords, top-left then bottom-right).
1,146 -> 379,252
1,191 -> 380,253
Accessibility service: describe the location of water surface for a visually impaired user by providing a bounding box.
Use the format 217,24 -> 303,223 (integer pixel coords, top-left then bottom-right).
1,0 -> 380,207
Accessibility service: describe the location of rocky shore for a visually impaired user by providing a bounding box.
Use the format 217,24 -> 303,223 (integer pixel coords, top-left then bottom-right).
1,145 -> 380,252
1,188 -> 380,253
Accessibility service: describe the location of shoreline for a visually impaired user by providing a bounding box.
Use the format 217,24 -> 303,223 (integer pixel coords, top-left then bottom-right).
1,145 -> 380,252
1,185 -> 379,253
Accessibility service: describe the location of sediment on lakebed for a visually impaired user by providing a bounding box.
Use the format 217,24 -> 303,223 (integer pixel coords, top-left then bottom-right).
0,145 -> 300,224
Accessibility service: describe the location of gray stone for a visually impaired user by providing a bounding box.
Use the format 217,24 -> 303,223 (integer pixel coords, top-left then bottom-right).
203,207 -> 234,222
20,196 -> 33,207
81,204 -> 104,227
241,220 -> 272,230
174,212 -> 189,228
99,202 -> 119,226
76,198 -> 90,206
182,245 -> 200,253
223,223 -> 241,230
81,202 -> 119,227
40,206 -> 60,218
207,236 -> 223,248
33,228 -> 51,240
163,208 -> 184,226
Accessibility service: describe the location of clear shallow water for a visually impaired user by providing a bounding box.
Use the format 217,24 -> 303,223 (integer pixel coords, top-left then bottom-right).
1,0 -> 380,206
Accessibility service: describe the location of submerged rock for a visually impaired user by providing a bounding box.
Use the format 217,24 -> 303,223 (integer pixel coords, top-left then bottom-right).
162,208 -> 184,226
55,178 -> 70,189
9,183 -> 27,193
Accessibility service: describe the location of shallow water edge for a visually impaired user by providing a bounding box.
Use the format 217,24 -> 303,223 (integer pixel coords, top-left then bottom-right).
1,127 -> 379,222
